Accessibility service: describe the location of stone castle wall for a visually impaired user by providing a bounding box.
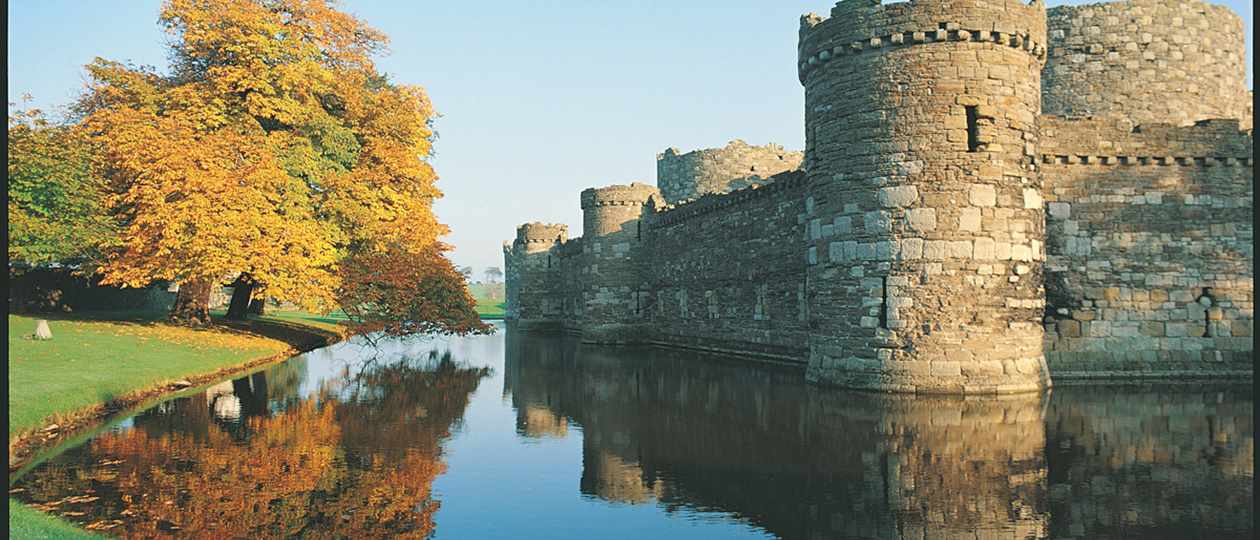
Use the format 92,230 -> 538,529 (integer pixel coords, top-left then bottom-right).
656,140 -> 803,204
644,170 -> 810,360
1042,0 -> 1249,127
1040,115 -> 1254,377
503,0 -> 1253,393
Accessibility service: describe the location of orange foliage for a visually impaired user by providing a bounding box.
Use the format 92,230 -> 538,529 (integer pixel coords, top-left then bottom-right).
14,356 -> 490,538
74,0 -> 481,330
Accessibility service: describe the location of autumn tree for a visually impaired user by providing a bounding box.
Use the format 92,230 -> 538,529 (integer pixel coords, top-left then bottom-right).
73,0 -> 488,333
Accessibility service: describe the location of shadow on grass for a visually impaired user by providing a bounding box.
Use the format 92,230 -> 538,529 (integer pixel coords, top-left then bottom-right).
20,308 -> 170,326
214,316 -> 344,350
15,309 -> 344,350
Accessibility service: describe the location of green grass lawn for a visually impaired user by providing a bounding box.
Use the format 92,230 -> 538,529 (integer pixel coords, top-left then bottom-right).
8,500 -> 104,540
259,309 -> 349,330
469,282 -> 506,319
7,313 -> 289,434
8,309 -> 341,539
209,307 -> 350,332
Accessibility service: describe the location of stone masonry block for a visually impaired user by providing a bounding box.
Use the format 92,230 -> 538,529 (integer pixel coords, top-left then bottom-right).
1023,188 -> 1043,209
834,215 -> 852,234
973,237 -> 996,260
878,185 -> 919,207
899,238 -> 924,260
958,207 -> 981,231
905,208 -> 937,231
970,184 -> 997,207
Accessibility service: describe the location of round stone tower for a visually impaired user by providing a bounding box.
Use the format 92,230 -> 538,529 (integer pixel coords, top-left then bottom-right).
579,182 -> 660,343
798,0 -> 1050,393
1043,0 -> 1249,127
505,222 -> 567,326
656,140 -> 804,204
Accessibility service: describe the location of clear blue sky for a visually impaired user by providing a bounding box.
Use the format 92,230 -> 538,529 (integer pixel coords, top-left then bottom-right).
8,1 -> 1254,275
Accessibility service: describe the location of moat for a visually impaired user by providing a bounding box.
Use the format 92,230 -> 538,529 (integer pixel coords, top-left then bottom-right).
10,322 -> 1253,539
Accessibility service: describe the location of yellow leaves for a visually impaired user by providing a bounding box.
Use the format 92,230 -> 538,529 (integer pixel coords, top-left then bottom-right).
64,0 -> 478,329
89,108 -> 339,307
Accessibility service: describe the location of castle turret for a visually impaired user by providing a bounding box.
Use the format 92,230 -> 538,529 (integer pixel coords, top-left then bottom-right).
1042,0 -> 1249,127
656,140 -> 804,204
578,183 -> 660,342
798,0 -> 1051,393
504,222 -> 567,327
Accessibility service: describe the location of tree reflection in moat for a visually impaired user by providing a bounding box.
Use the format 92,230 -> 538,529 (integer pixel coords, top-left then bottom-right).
10,328 -> 1252,539
12,348 -> 490,538
503,326 -> 1254,540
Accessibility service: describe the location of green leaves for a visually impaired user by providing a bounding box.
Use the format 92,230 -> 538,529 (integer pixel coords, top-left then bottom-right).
7,106 -> 115,267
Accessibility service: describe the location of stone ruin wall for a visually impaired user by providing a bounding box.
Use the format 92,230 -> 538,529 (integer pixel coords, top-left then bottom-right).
1040,115 -> 1254,377
643,170 -> 810,360
504,0 -> 1254,392
656,140 -> 804,204
1042,0 -> 1249,127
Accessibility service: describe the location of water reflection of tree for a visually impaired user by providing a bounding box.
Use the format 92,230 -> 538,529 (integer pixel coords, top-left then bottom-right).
14,352 -> 489,538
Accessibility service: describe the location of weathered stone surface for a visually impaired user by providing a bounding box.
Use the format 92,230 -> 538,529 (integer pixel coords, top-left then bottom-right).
1043,0 -> 1249,128
504,0 -> 1252,394
657,140 -> 802,204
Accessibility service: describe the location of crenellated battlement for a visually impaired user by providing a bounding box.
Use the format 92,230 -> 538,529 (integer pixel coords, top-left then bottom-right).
514,222 -> 569,245
1039,115 -> 1255,162
656,140 -> 803,204
579,183 -> 659,209
799,0 -> 1047,82
650,170 -> 807,228
503,0 -> 1253,392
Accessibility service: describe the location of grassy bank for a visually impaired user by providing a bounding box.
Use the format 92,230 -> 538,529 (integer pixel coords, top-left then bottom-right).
8,309 -> 343,539
8,500 -> 102,540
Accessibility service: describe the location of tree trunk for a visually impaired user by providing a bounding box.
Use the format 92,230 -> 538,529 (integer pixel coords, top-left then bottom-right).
248,297 -> 265,316
170,277 -> 213,327
225,275 -> 255,320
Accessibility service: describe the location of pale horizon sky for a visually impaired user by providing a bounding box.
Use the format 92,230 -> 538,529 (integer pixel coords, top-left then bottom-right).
8,0 -> 1254,275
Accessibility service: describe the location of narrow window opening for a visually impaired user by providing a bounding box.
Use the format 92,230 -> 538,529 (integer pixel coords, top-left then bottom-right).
636,221 -> 641,240
547,255 -> 552,268
965,105 -> 980,152
879,276 -> 889,329
1204,307 -> 1211,337
1199,287 -> 1214,337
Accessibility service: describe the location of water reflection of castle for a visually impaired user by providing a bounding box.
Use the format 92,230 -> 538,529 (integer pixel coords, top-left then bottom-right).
504,324 -> 1253,539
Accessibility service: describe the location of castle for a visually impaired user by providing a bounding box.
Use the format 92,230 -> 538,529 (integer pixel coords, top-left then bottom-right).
504,0 -> 1254,394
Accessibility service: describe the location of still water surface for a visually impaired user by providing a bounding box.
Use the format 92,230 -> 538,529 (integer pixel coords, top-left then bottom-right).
9,322 -> 1254,539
